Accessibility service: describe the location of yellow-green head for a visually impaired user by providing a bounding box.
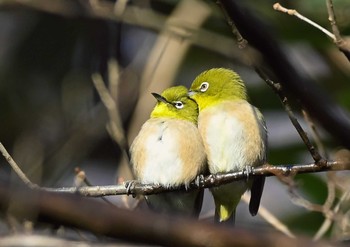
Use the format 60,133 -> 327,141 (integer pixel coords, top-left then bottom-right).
150,85 -> 199,124
189,68 -> 247,110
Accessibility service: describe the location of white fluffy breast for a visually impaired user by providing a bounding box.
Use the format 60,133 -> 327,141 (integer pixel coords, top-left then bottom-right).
202,111 -> 246,172
198,101 -> 266,173
141,122 -> 183,186
131,119 -> 198,187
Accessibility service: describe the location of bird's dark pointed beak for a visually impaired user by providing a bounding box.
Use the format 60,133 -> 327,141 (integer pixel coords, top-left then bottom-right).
151,93 -> 168,104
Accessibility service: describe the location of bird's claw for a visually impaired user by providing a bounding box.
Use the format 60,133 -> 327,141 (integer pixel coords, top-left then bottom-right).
124,180 -> 136,197
195,174 -> 205,188
243,166 -> 253,181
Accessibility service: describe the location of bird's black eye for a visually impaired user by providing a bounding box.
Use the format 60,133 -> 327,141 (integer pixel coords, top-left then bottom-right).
173,101 -> 184,109
200,82 -> 209,92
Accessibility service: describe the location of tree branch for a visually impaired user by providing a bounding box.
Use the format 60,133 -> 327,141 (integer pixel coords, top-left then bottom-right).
302,110 -> 329,159
273,3 -> 336,41
0,142 -> 38,189
217,0 -> 350,149
273,2 -> 350,63
42,160 -> 347,197
92,59 -> 130,161
0,0 -> 243,62
325,0 -> 350,62
0,181 -> 334,247
215,9 -> 326,164
325,0 -> 341,41
1,139 -> 349,197
241,193 -> 296,238
254,68 -> 325,164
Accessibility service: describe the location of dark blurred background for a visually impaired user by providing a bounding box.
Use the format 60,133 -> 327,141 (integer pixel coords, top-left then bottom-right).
0,0 -> 350,239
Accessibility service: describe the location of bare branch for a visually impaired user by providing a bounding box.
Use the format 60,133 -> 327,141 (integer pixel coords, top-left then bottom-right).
242,193 -> 296,238
0,0 -> 243,62
216,1 -> 248,49
214,1 -> 337,164
325,0 -> 350,62
313,172 -> 337,240
2,139 -> 349,197
113,0 -> 128,17
301,111 -> 337,240
273,2 -> 350,62
2,133 -> 350,208
0,182 -> 334,247
302,110 -> 328,159
325,0 -> 341,42
41,160 -> 347,197
313,186 -> 350,241
273,3 -> 335,41
254,68 -> 325,164
126,0 -> 211,143
92,68 -> 128,153
217,0 -> 350,148
0,142 -> 38,189
74,167 -> 116,207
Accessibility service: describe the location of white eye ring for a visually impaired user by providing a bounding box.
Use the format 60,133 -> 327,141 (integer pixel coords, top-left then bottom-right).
173,101 -> 184,109
200,82 -> 209,92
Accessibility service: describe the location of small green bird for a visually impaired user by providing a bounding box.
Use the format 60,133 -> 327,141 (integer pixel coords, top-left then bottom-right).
130,86 -> 206,217
189,68 -> 267,223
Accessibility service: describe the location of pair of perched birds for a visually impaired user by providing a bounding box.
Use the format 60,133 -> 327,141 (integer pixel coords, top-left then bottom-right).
130,68 -> 267,223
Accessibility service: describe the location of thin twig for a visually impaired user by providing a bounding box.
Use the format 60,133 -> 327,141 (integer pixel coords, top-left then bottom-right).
302,109 -> 334,236
113,0 -> 128,17
215,1 -> 325,164
91,65 -> 130,161
313,172 -> 336,241
289,191 -> 325,214
302,110 -> 337,240
242,193 -> 295,238
314,188 -> 350,241
126,0 -> 211,143
216,1 -> 248,49
323,172 -> 337,212
254,68 -> 325,164
0,139 -> 350,197
107,59 -> 120,105
274,2 -> 350,62
273,3 -> 335,41
2,142 -> 349,198
74,167 -> 116,207
43,160 -> 346,197
0,142 -> 38,189
2,139 -> 349,198
217,0 -> 350,148
325,0 -> 341,42
277,168 -> 340,240
302,110 -> 328,159
314,216 -> 333,242
325,0 -> 350,61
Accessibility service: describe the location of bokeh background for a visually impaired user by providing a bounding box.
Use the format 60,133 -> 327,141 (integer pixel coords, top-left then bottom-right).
1,0 -> 350,240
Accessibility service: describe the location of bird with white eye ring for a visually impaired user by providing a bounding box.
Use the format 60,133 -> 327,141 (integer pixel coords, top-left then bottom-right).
130,85 -> 207,217
199,82 -> 209,92
173,101 -> 184,109
188,68 -> 267,224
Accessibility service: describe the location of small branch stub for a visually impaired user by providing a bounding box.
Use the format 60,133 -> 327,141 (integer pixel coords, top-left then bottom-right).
273,2 -> 336,42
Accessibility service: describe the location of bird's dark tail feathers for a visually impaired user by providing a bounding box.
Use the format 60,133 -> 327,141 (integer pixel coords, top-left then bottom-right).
249,176 -> 265,216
